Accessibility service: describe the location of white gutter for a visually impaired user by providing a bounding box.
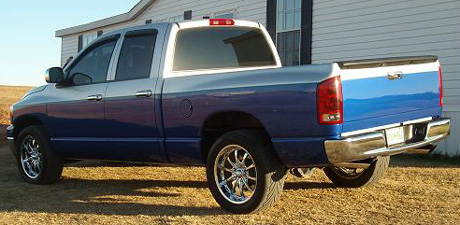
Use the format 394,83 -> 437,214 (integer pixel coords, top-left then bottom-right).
55,0 -> 155,37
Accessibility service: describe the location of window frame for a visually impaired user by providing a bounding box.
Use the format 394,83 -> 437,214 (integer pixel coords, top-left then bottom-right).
113,29 -> 159,82
63,34 -> 120,87
275,0 -> 302,66
213,9 -> 237,19
82,33 -> 98,49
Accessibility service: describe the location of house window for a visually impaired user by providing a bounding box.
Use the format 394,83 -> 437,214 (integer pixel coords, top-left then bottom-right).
214,9 -> 236,19
205,9 -> 236,19
82,33 -> 98,49
276,0 -> 301,66
154,15 -> 184,23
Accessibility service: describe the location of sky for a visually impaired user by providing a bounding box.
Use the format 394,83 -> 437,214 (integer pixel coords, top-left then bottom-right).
0,0 -> 139,87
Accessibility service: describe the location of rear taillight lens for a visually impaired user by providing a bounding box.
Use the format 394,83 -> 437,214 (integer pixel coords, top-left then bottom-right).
439,67 -> 443,107
209,19 -> 235,26
317,76 -> 343,125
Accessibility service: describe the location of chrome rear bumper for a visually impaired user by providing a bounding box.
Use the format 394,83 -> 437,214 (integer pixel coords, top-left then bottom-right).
325,118 -> 450,164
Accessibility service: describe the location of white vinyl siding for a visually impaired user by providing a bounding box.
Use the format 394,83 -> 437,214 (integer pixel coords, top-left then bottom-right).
60,35 -> 78,66
137,0 -> 266,24
312,0 -> 460,156
59,0 -> 266,65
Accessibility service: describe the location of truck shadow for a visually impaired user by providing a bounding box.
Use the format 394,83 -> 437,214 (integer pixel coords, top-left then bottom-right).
0,176 -> 335,216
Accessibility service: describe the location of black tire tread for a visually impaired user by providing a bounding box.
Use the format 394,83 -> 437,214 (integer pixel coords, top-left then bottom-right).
324,156 -> 390,188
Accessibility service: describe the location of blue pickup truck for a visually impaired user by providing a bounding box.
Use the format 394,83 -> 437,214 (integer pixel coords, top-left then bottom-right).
6,19 -> 450,214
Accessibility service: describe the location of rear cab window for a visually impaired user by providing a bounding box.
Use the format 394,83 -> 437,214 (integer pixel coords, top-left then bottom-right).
173,27 -> 277,71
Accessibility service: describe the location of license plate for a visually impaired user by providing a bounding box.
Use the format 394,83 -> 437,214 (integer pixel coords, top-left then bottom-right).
385,127 -> 405,146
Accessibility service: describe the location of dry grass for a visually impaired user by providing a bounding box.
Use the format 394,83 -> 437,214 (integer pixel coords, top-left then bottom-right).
0,146 -> 459,225
0,85 -> 32,125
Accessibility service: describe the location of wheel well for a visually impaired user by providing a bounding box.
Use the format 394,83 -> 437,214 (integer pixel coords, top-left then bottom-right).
200,111 -> 269,163
13,115 -> 43,139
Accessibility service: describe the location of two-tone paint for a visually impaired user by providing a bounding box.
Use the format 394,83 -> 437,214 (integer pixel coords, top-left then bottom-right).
7,20 -> 444,168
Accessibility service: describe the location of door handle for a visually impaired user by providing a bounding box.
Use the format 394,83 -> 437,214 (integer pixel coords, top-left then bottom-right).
87,94 -> 103,101
136,90 -> 153,98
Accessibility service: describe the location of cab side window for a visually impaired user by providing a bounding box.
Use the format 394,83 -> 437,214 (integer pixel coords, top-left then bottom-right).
115,30 -> 157,81
68,39 -> 117,85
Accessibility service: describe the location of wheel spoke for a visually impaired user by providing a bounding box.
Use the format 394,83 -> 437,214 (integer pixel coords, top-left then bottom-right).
242,153 -> 249,166
227,156 -> 237,168
219,175 -> 236,187
245,163 -> 255,170
238,179 -> 244,197
234,149 -> 240,164
243,179 -> 254,192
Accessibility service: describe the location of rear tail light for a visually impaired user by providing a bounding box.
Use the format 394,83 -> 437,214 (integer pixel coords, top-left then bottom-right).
317,76 -> 343,125
209,19 -> 235,26
439,67 -> 443,107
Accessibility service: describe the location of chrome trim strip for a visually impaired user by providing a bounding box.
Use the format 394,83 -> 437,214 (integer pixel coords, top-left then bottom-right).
326,119 -> 451,164
342,117 -> 434,138
402,117 -> 433,125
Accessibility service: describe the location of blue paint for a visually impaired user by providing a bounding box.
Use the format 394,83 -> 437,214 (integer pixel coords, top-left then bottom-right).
164,138 -> 202,164
342,71 -> 441,125
272,136 -> 339,166
51,137 -> 163,162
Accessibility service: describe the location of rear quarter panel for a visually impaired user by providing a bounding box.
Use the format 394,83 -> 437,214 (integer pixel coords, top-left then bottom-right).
161,64 -> 338,165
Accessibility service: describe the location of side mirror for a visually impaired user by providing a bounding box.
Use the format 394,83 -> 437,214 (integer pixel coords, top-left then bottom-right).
45,67 -> 64,83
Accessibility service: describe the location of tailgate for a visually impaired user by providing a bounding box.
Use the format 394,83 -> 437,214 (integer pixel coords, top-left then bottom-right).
338,56 -> 442,132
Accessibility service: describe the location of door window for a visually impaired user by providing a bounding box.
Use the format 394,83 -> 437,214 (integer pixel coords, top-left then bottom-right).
68,39 -> 117,85
115,30 -> 157,81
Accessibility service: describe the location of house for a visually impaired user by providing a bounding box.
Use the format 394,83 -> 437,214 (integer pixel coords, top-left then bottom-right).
55,0 -> 460,157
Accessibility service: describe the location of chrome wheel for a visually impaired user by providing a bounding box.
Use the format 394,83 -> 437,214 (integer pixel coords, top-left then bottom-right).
20,135 -> 43,179
214,145 -> 257,204
331,167 -> 365,180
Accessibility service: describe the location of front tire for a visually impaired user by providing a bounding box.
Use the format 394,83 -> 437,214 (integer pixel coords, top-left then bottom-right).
206,130 -> 287,214
16,125 -> 64,185
324,156 -> 390,188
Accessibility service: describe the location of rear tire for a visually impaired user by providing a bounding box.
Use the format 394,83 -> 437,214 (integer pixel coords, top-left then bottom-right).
15,125 -> 64,185
206,130 -> 287,214
324,156 -> 390,188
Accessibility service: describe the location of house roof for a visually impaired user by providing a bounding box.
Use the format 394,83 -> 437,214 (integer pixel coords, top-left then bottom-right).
55,0 -> 155,37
